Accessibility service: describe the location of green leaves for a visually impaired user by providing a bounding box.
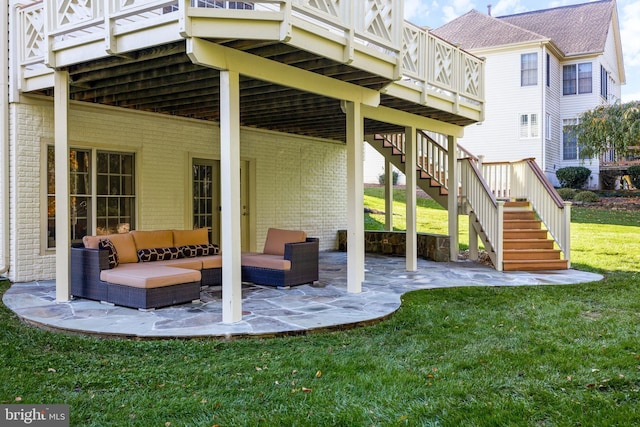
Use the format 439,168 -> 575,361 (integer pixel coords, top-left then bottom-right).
573,100 -> 640,159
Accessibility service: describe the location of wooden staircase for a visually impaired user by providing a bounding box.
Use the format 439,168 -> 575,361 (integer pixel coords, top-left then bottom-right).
367,133 -> 570,272
502,201 -> 569,271
366,133 -> 449,208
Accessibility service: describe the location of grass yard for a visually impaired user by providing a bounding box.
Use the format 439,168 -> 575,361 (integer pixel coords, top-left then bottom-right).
1,189 -> 640,426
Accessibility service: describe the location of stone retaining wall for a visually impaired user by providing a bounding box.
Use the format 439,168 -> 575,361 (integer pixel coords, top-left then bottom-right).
337,230 -> 450,262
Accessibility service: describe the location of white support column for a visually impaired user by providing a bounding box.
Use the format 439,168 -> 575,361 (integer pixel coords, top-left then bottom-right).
384,160 -> 393,231
220,70 -> 243,323
346,101 -> 363,293
404,127 -> 417,271
468,214 -> 479,261
447,135 -> 459,262
54,70 -> 71,302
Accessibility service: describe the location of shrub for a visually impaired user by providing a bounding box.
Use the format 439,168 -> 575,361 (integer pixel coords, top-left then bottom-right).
599,170 -> 618,190
627,165 -> 640,189
378,170 -> 399,185
574,190 -> 599,203
557,188 -> 577,200
556,166 -> 591,189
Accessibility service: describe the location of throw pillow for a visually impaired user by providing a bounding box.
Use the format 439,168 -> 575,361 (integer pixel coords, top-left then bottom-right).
137,247 -> 181,262
98,238 -> 119,269
180,243 -> 220,258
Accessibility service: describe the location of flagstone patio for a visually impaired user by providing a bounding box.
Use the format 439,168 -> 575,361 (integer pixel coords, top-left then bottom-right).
2,252 -> 602,339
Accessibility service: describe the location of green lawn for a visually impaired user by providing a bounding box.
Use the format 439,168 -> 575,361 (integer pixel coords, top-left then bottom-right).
1,189 -> 640,426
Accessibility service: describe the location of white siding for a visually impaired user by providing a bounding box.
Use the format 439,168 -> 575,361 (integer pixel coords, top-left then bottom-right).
558,57 -> 602,189
8,97 -> 348,282
600,21 -> 623,103
544,50 -> 563,186
363,143 -> 405,185
459,47 -> 544,164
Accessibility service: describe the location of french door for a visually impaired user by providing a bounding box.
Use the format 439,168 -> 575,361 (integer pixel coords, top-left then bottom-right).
192,159 -> 250,250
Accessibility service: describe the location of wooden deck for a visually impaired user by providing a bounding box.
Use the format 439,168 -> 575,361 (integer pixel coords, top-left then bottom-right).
14,0 -> 484,140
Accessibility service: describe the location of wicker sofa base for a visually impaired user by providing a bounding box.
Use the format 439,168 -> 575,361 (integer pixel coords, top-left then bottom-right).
241,266 -> 316,288
105,281 -> 201,310
71,245 -> 221,309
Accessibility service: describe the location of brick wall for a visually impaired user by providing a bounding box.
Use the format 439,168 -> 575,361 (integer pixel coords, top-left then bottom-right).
8,98 -> 347,282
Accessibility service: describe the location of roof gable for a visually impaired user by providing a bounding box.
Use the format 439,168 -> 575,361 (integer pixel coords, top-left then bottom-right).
499,0 -> 614,56
431,10 -> 547,51
432,0 -> 615,57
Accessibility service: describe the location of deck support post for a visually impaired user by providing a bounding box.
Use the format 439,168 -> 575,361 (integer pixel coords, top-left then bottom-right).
405,126 -> 417,271
346,101 -> 364,293
384,160 -> 393,231
447,135 -> 459,261
220,70 -> 243,323
54,70 -> 71,302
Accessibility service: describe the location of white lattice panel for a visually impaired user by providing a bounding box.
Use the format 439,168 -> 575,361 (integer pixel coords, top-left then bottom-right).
464,56 -> 481,98
21,7 -> 45,63
402,25 -> 421,77
56,0 -> 96,28
432,39 -> 453,88
363,0 -> 393,42
306,0 -> 340,18
118,0 -> 139,10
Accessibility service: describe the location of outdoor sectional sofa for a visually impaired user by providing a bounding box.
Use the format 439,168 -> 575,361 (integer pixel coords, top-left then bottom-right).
241,228 -> 319,288
70,227 -> 319,310
71,229 -> 221,309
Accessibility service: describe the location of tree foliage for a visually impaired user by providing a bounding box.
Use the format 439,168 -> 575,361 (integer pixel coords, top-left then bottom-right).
571,101 -> 640,158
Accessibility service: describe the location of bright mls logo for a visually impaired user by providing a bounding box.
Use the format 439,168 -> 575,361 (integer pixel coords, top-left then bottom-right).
1,405 -> 69,426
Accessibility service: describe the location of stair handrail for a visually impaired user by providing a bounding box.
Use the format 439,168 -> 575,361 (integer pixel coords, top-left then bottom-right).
460,157 -> 503,270
513,159 -> 571,266
416,131 -> 448,190
481,158 -> 571,266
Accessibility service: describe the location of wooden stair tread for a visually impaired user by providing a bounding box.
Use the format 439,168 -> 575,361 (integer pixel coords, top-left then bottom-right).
503,259 -> 569,271
503,249 -> 562,261
503,219 -> 542,229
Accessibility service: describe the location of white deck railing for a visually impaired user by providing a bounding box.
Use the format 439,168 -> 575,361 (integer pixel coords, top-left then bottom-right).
482,159 -> 571,265
15,0 -> 484,116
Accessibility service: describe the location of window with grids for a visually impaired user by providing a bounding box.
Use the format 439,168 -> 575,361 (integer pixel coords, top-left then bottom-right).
600,65 -> 613,100
47,147 -> 136,249
562,119 -> 578,160
563,63 -> 592,95
520,113 -> 539,139
521,53 -> 538,86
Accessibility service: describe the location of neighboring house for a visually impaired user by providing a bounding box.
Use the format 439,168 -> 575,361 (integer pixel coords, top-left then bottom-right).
432,0 -> 625,189
1,0 -> 488,321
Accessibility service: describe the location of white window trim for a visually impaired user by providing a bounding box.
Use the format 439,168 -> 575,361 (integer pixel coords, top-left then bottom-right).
519,113 -> 539,139
42,144 -> 137,252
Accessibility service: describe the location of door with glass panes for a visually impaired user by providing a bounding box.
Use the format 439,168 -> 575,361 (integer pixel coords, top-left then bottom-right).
192,159 -> 249,250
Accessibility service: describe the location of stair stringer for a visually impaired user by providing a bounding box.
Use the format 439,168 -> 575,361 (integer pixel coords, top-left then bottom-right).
468,209 -> 499,268
365,135 -> 448,208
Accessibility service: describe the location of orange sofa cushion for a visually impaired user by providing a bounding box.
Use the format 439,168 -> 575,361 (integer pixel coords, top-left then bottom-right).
131,230 -> 174,250
172,229 -> 210,246
100,264 -> 201,289
241,253 -> 291,270
83,233 -> 138,264
263,228 -> 306,256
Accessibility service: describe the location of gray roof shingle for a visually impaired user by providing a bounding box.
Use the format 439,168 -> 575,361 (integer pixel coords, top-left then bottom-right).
432,0 -> 614,57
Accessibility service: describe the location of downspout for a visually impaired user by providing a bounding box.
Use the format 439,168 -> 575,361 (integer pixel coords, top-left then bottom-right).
540,43 -> 546,174
0,0 -> 10,276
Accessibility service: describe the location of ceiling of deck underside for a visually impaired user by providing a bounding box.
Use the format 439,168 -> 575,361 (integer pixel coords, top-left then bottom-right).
52,40 -> 474,141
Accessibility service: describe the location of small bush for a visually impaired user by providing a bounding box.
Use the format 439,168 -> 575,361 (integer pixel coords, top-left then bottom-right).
557,188 -> 577,200
378,170 -> 399,185
556,166 -> 591,189
628,165 -> 640,189
574,190 -> 599,203
599,170 -> 618,190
